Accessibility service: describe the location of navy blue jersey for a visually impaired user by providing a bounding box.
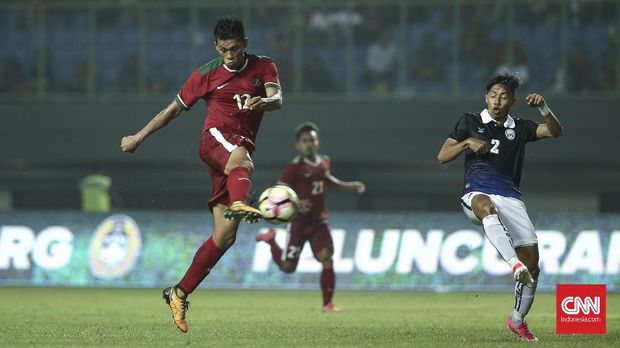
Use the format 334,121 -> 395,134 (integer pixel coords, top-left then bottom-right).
449,109 -> 539,199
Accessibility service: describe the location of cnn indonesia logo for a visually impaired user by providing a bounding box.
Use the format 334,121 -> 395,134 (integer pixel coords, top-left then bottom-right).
556,284 -> 606,334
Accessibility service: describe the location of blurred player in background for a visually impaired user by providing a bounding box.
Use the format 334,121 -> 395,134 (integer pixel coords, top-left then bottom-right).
256,122 -> 365,312
437,73 -> 563,341
120,16 -> 282,332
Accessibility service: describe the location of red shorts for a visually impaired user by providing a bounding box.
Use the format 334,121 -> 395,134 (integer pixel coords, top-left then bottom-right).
199,127 -> 255,210
285,219 -> 333,262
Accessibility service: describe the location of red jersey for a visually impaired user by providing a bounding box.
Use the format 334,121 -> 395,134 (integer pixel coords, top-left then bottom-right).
175,54 -> 281,147
279,155 -> 331,222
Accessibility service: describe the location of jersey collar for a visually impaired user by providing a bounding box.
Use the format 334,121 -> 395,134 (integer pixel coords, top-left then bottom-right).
303,155 -> 322,167
223,55 -> 249,73
481,109 -> 515,129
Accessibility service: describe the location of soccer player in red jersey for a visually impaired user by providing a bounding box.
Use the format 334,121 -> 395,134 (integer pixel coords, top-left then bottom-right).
120,16 -> 282,332
256,122 -> 365,312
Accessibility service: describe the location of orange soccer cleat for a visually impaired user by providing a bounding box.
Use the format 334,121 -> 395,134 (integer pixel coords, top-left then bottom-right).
162,286 -> 190,333
224,201 -> 263,223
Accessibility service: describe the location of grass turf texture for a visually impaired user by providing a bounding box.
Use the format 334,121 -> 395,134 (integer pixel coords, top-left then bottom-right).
1,288 -> 618,347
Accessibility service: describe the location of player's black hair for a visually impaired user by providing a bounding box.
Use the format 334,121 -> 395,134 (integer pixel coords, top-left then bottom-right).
214,16 -> 245,41
486,73 -> 522,97
295,122 -> 319,140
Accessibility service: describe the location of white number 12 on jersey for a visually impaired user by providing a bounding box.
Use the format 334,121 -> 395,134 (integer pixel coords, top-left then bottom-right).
233,94 -> 251,110
490,139 -> 500,154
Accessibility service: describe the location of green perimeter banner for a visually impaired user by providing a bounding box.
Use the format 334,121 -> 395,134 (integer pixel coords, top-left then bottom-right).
0,211 -> 618,291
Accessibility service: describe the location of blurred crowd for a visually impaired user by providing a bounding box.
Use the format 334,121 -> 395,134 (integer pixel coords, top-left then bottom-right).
0,1 -> 617,96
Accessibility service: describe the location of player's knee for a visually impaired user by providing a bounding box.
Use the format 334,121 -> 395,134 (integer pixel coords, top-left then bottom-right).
475,203 -> 497,220
225,161 -> 254,175
316,249 -> 333,266
472,197 -> 497,219
238,160 -> 254,172
215,235 -> 236,251
528,263 -> 540,280
320,258 -> 333,268
281,261 -> 297,274
482,203 -> 497,216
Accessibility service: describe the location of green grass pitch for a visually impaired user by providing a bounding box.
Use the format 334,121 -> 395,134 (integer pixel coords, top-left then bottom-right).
1,287 -> 618,347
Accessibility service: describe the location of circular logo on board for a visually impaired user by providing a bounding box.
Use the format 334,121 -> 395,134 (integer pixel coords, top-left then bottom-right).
505,129 -> 516,140
89,214 -> 142,279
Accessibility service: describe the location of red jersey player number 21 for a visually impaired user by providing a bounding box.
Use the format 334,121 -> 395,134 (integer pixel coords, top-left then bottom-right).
256,122 -> 366,313
120,16 -> 282,333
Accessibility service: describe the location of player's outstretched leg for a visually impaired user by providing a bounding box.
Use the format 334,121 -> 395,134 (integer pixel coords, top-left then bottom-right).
224,200 -> 263,223
256,228 -> 283,268
162,286 -> 189,333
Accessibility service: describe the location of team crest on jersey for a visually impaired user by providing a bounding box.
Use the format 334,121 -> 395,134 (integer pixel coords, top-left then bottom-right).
505,129 -> 516,140
477,127 -> 485,134
252,76 -> 262,87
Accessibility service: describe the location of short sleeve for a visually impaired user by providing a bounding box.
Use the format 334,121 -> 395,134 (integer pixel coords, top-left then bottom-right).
279,164 -> 296,186
522,119 -> 540,142
262,60 -> 281,90
449,114 -> 470,142
323,156 -> 331,176
176,69 -> 209,110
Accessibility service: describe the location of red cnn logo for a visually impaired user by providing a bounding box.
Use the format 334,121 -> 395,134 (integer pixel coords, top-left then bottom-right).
556,284 -> 606,334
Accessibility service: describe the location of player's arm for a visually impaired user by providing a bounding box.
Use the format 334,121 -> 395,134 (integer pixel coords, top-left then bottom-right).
326,174 -> 365,194
120,100 -> 184,153
247,86 -> 282,112
277,163 -> 295,188
526,93 -> 563,139
437,137 -> 489,164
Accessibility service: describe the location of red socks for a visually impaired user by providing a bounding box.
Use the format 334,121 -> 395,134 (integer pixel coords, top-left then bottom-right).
227,167 -> 252,202
267,240 -> 283,268
176,167 -> 250,294
177,237 -> 225,294
320,267 -> 335,305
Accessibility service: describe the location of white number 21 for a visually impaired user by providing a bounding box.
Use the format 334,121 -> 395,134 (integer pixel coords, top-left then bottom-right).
490,139 -> 500,154
311,180 -> 324,195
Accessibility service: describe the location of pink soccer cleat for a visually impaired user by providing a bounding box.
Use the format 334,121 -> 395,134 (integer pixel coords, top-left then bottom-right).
512,261 -> 533,285
256,228 -> 276,242
506,316 -> 538,342
322,303 -> 343,313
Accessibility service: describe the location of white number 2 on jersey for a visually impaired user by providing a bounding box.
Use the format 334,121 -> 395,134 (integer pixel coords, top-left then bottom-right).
233,93 -> 251,110
311,180 -> 324,195
490,139 -> 500,154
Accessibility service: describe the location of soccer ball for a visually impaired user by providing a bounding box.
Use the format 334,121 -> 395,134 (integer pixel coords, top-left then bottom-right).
258,185 -> 299,224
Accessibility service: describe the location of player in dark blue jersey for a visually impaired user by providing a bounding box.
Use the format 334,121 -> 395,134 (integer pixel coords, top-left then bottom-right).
437,73 -> 563,342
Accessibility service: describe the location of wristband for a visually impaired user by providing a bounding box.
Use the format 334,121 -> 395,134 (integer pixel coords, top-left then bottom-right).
261,90 -> 282,104
538,102 -> 551,117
